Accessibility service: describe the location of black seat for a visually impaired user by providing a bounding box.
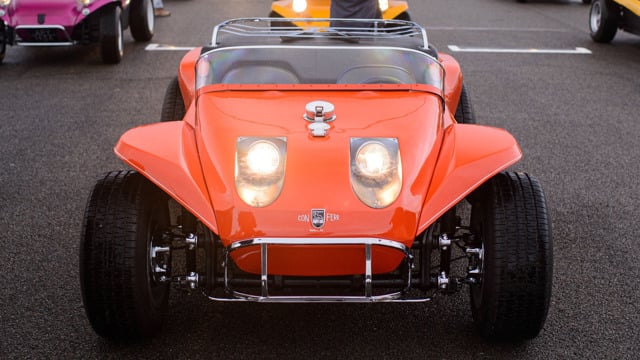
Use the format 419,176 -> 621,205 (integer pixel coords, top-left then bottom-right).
336,65 -> 415,84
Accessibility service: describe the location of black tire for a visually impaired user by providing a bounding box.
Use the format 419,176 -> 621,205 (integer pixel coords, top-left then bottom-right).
590,0 -> 618,43
100,5 -> 124,64
268,11 -> 298,29
583,0 -> 591,4
129,0 -> 155,42
394,11 -> 411,21
0,22 -> 6,65
454,84 -> 476,124
80,170 -> 171,340
160,76 -> 186,121
468,172 -> 553,341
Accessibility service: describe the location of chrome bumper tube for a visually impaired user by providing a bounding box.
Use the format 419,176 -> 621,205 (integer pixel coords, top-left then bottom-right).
206,237 -> 432,303
14,25 -> 75,46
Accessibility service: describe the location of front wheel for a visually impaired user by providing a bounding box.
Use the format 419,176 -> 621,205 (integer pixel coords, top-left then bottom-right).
80,170 -> 171,340
160,76 -> 186,121
468,172 -> 553,341
590,0 -> 618,43
100,5 -> 124,64
129,0 -> 155,42
454,83 -> 476,124
268,11 -> 297,29
394,12 -> 411,21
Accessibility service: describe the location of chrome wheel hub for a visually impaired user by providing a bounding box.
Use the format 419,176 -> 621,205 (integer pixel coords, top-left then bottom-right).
466,244 -> 484,284
590,3 -> 602,32
150,239 -> 171,283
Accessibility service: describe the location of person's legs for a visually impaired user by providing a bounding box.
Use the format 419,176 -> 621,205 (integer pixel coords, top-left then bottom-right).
330,0 -> 380,19
329,0 -> 380,28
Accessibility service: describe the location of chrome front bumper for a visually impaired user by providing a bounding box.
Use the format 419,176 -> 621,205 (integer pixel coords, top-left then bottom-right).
207,237 -> 432,303
14,25 -> 74,46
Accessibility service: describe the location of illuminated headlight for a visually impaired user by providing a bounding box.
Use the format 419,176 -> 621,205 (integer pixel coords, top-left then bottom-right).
0,0 -> 11,7
236,137 -> 286,207
292,0 -> 307,13
378,0 -> 389,12
350,138 -> 402,208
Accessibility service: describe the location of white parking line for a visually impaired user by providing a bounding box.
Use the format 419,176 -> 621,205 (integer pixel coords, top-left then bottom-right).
448,45 -> 592,54
427,26 -> 571,32
144,43 -> 592,55
145,43 -> 195,51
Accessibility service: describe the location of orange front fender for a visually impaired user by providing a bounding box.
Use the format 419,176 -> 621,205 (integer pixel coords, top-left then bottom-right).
114,121 -> 218,233
417,124 -> 522,233
440,53 -> 463,117
178,47 -> 201,110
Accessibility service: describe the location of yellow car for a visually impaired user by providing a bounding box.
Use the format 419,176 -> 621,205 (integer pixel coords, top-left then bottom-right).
270,0 -> 410,28
590,0 -> 640,42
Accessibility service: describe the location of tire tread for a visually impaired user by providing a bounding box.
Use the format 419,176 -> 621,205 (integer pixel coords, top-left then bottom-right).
80,170 -> 168,340
471,172 -> 553,340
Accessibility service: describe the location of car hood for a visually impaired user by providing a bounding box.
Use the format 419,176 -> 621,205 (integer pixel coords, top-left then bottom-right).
195,90 -> 444,244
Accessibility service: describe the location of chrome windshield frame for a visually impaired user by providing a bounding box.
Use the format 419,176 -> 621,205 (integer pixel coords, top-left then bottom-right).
195,45 -> 444,92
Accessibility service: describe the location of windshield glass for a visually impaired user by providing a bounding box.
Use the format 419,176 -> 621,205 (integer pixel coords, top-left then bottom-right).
196,46 -> 443,91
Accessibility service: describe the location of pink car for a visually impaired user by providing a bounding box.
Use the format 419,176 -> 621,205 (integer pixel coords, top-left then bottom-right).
0,0 -> 154,64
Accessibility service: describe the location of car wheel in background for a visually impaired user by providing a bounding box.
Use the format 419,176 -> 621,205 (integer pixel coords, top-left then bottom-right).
80,170 -> 171,340
130,0 -> 155,42
100,5 -> 124,64
590,0 -> 618,43
0,22 -> 6,64
268,11 -> 298,29
394,12 -> 411,21
161,76 -> 186,121
454,83 -> 476,124
468,172 -> 553,341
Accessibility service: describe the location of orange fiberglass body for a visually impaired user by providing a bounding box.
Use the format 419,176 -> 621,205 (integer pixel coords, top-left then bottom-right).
82,18 -> 552,341
114,31 -> 521,277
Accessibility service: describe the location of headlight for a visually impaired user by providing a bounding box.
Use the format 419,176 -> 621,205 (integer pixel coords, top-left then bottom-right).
246,141 -> 281,176
292,0 -> 307,13
236,137 -> 286,207
350,138 -> 402,208
378,0 -> 389,12
355,141 -> 393,181
0,0 -> 11,7
76,0 -> 93,6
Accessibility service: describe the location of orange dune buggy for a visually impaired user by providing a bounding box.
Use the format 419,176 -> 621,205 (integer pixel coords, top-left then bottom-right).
80,18 -> 553,341
270,0 -> 411,28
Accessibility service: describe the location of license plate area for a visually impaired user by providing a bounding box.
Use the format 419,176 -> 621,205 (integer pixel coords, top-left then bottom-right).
15,25 -> 71,44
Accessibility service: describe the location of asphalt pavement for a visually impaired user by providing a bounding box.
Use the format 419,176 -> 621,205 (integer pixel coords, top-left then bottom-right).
1,0 -> 639,358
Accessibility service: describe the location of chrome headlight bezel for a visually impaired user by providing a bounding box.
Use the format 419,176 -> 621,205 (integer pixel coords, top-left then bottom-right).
350,138 -> 402,209
235,137 -> 287,208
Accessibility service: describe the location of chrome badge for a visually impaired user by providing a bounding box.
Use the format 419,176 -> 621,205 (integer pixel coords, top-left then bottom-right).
311,209 -> 326,229
304,100 -> 335,137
